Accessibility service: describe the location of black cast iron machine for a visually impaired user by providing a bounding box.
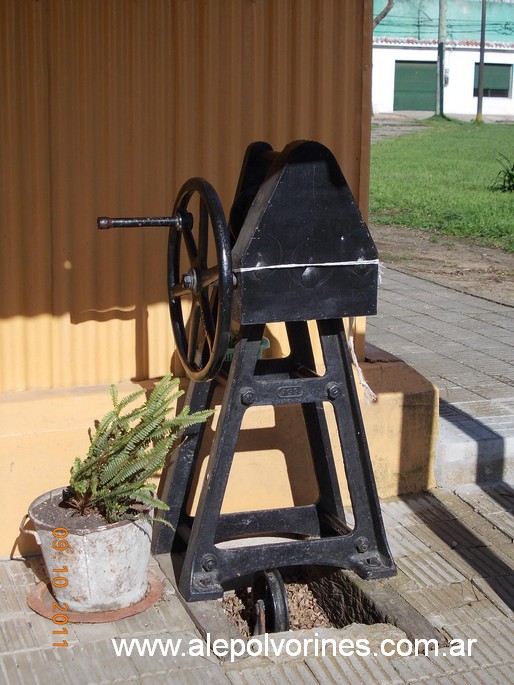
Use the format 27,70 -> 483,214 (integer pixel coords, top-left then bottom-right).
98,140 -> 396,631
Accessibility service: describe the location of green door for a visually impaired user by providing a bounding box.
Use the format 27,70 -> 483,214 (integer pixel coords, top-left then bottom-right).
394,61 -> 437,111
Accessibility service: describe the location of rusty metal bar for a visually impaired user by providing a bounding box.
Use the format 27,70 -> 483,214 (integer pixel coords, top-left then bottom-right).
97,216 -> 180,229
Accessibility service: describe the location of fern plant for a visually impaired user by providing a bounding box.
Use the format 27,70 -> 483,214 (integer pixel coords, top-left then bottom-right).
65,373 -> 212,524
491,153 -> 514,193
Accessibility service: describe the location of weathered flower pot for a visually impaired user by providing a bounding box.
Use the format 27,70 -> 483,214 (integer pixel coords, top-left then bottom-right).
28,488 -> 152,612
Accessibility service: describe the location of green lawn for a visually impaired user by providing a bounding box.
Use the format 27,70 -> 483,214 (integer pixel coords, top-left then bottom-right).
369,118 -> 514,252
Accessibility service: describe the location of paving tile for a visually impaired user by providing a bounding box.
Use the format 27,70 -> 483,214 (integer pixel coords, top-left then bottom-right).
380,498 -> 418,523
442,619 -> 514,666
381,525 -> 432,558
475,664 -> 514,685
380,510 -> 402,532
386,568 -> 425,594
455,485 -> 514,518
56,640 -> 141,683
306,653 -> 404,685
137,674 -> 173,685
226,660 -> 317,685
451,402 -> 514,418
439,414 -> 501,441
69,619 -> 121,645
434,544 -> 514,585
436,598 -> 506,627
0,578 -> 30,615
418,502 -> 512,548
124,631 -> 218,676
0,649 -> 65,685
27,609 -> 80,649
431,664 -> 514,684
497,401 -> 514,416
140,664 -> 230,685
0,616 -> 39,654
475,385 -> 514,401
427,488 -> 476,518
470,575 -> 514,617
1,652 -> 43,685
389,654 -> 447,682
114,596 -> 195,636
381,495 -> 456,526
426,650 -> 491,676
395,553 -> 467,588
5,558 -> 45,587
406,519 -> 490,551
495,543 -> 514,561
452,514 -> 513,547
0,563 -> 45,619
404,495 -> 464,523
401,582 -> 490,628
486,513 -> 514,540
439,388 -> 486,403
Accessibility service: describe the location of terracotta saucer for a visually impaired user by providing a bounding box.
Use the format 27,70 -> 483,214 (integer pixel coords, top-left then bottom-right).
27,570 -> 164,623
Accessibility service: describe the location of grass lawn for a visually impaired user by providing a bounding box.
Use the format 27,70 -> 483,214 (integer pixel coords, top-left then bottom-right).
369,118 -> 514,252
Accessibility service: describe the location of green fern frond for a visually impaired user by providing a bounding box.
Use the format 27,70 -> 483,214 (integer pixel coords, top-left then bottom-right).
97,453 -> 133,485
148,514 -> 175,529
173,408 -> 214,428
112,388 -> 146,414
135,439 -> 171,479
129,487 -> 169,511
67,373 -> 212,523
109,383 -> 119,408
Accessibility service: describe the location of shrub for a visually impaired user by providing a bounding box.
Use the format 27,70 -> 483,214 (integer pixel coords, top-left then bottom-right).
491,153 -> 514,193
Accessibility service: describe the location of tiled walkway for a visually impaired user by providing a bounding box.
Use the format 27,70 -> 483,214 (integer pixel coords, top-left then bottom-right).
366,268 -> 514,487
1,484 -> 513,684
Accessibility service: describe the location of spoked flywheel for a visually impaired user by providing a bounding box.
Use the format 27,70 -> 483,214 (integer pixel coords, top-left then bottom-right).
168,178 -> 233,382
251,569 -> 290,635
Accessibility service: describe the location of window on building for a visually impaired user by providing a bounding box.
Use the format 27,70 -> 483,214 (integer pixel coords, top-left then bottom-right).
473,63 -> 512,98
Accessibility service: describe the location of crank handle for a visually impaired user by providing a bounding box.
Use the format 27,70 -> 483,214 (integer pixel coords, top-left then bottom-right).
97,215 -> 182,230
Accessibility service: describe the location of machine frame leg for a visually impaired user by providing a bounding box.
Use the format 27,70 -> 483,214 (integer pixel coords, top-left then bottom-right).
154,320 -> 395,601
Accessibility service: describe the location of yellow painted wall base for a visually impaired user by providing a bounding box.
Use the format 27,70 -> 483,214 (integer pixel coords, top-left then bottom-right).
3,348 -> 437,558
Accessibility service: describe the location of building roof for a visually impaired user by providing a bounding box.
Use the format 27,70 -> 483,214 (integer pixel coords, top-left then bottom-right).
373,36 -> 514,50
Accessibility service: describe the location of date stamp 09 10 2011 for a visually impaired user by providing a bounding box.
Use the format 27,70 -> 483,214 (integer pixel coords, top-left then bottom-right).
50,527 -> 70,647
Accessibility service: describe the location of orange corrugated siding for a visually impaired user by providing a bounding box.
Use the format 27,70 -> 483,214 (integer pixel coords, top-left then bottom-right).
1,0 -> 372,391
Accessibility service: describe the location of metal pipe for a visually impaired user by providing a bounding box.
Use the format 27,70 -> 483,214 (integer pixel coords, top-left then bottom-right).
476,0 -> 487,123
97,216 -> 181,229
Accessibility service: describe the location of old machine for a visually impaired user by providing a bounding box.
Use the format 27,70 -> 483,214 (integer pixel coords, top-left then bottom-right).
98,140 -> 396,631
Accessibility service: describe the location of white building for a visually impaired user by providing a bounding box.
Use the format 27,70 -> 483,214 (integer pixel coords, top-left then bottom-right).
373,37 -> 514,117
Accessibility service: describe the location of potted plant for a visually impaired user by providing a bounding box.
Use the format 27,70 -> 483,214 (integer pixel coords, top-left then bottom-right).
26,373 -> 212,613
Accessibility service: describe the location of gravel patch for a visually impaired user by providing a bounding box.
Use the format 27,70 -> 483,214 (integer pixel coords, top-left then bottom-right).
222,573 -> 333,637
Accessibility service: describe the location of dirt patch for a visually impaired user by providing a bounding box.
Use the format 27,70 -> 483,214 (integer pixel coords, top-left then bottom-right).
29,493 -> 110,532
369,224 -> 514,307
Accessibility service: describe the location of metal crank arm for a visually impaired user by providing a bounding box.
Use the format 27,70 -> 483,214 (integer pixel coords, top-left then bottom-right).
97,216 -> 182,229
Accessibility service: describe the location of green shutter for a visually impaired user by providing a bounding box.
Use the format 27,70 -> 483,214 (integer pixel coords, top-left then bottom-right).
394,61 -> 437,111
474,63 -> 512,96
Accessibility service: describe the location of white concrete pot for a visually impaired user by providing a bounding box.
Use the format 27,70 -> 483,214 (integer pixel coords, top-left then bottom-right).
28,488 -> 152,612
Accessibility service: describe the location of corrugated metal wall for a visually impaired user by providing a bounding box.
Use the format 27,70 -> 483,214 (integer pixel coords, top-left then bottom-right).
1,0 -> 373,392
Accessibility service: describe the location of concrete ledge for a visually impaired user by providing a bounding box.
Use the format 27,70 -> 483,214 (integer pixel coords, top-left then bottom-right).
360,345 -> 439,498
435,403 -> 514,488
2,349 -> 439,557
